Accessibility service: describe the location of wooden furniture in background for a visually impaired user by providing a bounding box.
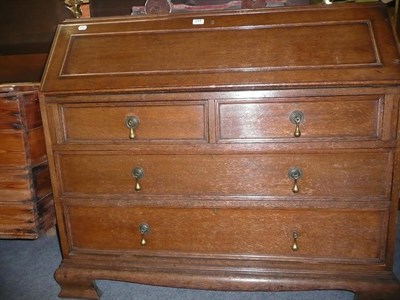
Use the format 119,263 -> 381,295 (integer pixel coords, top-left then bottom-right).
0,84 -> 54,238
40,3 -> 400,299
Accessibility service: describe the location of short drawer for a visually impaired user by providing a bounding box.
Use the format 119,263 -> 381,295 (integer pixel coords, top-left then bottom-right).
67,205 -> 386,262
57,151 -> 392,200
59,101 -> 207,143
217,95 -> 384,141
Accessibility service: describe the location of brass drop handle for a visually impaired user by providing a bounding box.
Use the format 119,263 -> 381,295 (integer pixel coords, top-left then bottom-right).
291,231 -> 299,251
138,223 -> 150,246
288,167 -> 302,193
132,167 -> 144,191
125,115 -> 140,140
289,111 -> 304,137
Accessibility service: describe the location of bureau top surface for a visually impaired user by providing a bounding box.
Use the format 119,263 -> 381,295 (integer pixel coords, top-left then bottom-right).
41,3 -> 400,94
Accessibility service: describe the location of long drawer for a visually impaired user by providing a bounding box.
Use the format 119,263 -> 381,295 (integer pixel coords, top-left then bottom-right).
66,205 -> 386,262
57,151 -> 392,199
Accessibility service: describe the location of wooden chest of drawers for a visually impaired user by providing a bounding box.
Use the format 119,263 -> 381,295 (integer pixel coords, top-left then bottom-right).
0,84 -> 54,238
40,3 -> 400,299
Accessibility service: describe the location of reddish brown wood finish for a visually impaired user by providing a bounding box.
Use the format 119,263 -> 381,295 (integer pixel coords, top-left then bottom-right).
40,3 -> 400,299
0,84 -> 55,239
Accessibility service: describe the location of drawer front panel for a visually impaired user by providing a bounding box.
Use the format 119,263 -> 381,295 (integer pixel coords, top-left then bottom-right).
0,132 -> 27,167
67,205 -> 385,262
217,96 -> 382,141
58,152 -> 391,199
0,95 -> 21,130
0,90 -> 40,130
0,203 -> 37,238
0,169 -> 31,202
60,102 -> 207,143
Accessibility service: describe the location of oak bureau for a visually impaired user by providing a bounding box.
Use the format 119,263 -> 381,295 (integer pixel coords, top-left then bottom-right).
40,3 -> 400,299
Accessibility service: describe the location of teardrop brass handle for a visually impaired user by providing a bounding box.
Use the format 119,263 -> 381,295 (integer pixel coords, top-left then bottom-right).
288,167 -> 302,193
125,115 -> 140,140
291,231 -> 299,251
289,111 -> 304,138
138,223 -> 150,246
132,167 -> 144,191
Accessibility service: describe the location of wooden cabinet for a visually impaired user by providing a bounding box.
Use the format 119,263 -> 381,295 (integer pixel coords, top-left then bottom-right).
0,84 -> 54,238
40,3 -> 400,299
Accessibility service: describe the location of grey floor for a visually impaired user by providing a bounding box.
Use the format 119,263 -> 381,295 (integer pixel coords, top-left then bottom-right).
0,221 -> 399,300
